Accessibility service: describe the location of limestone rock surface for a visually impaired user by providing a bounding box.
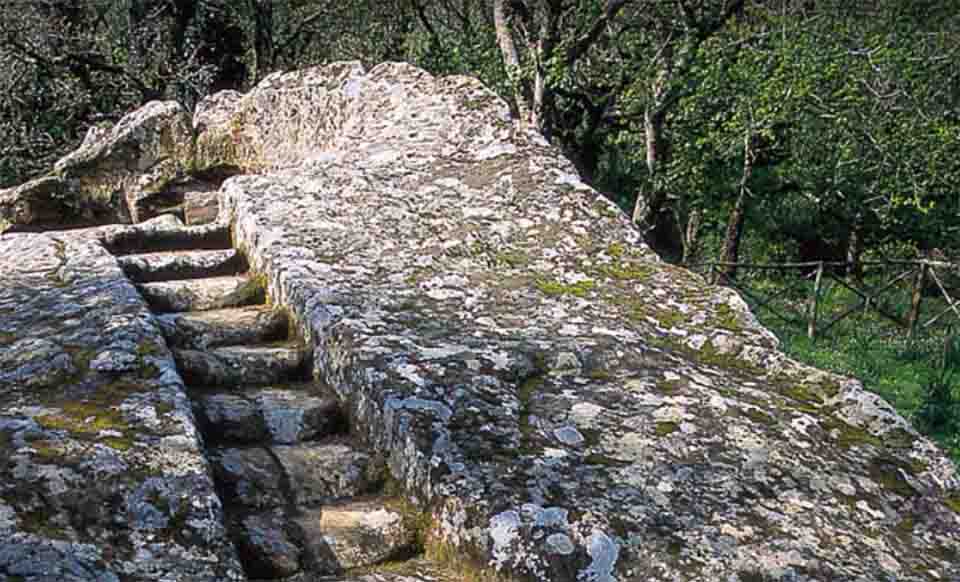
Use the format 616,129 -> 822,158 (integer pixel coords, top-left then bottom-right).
0,234 -> 243,581
1,60 -> 958,582
208,62 -> 960,581
0,101 -> 192,232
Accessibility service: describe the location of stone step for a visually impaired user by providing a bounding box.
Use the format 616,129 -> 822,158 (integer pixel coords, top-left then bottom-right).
126,177 -> 222,225
229,497 -> 415,580
193,384 -> 344,445
333,558 -> 462,582
138,275 -> 264,313
127,192 -> 220,227
157,305 -> 289,350
295,497 -> 417,573
211,440 -> 379,510
175,344 -> 307,386
230,509 -> 304,579
103,219 -> 232,255
118,248 -> 244,283
248,563 -> 454,582
183,191 -> 221,225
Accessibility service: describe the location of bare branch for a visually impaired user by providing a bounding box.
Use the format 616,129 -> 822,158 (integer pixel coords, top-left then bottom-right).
1,36 -> 152,100
276,8 -> 330,60
565,0 -> 633,67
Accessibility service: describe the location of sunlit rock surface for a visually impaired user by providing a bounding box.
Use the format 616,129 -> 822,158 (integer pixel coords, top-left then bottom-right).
205,63 -> 959,581
0,61 -> 958,581
0,102 -> 193,231
0,234 -> 243,581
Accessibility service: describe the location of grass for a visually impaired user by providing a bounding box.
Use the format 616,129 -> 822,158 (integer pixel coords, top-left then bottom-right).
741,270 -> 960,463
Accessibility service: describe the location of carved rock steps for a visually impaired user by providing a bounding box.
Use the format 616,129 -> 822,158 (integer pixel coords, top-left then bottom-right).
118,248 -> 244,282
123,233 -> 420,580
193,385 -> 345,445
174,344 -> 308,386
101,218 -> 232,255
157,305 -> 289,350
127,179 -> 222,225
211,440 -> 380,508
139,274 -> 266,312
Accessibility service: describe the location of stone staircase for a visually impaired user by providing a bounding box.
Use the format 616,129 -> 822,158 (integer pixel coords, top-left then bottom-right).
110,220 -> 437,581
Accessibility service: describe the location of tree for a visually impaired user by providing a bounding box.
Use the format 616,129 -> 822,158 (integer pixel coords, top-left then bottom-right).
0,0 -> 247,187
623,0 -> 747,245
769,0 -> 960,263
483,1 -> 642,179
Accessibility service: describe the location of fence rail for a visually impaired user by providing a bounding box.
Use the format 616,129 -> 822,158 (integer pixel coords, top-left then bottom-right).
690,259 -> 960,340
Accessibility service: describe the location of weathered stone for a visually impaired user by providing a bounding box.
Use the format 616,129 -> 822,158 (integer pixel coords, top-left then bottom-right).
193,392 -> 269,443
184,191 -> 222,225
210,62 -> 959,581
0,234 -> 243,581
138,275 -> 264,312
232,510 -> 303,579
175,345 -> 307,386
210,446 -> 286,509
4,60 -> 960,582
337,558 -> 468,582
99,217 -> 232,255
126,189 -> 186,225
127,177 -> 223,225
0,101 -> 193,231
0,177 -> 98,232
273,440 -> 374,503
296,498 -> 415,571
194,385 -> 342,445
157,305 -> 289,350
255,387 -> 343,444
211,441 -> 374,517
117,248 -> 243,283
193,63 -> 368,173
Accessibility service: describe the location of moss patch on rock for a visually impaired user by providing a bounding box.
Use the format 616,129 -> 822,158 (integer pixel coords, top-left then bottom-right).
596,261 -> 655,282
821,417 -> 883,449
534,278 -> 595,298
655,421 -> 680,436
36,401 -> 129,434
712,303 -> 742,332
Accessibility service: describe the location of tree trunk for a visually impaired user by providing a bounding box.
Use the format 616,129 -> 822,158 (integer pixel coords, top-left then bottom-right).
252,0 -> 274,81
632,106 -> 668,232
681,207 -> 703,265
127,1 -> 147,66
170,0 -> 195,61
633,42 -> 673,236
717,130 -> 755,284
530,3 -> 560,136
846,211 -> 864,285
493,0 -> 530,126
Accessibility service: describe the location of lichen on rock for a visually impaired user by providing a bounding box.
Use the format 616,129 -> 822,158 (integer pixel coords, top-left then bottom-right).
0,101 -> 193,231
1,60 -> 958,581
201,62 -> 959,581
0,234 -> 242,581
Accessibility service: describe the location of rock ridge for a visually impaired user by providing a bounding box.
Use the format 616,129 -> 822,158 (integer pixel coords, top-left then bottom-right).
0,61 -> 958,581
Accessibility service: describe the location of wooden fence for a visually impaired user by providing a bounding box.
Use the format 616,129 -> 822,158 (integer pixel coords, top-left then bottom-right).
692,259 -> 960,339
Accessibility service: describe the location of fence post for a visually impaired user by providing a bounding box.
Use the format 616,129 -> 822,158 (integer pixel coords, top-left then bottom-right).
907,263 -> 927,338
807,261 -> 824,340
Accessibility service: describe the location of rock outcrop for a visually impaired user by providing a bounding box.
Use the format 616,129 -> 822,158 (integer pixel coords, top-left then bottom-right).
0,231 -> 244,581
1,62 -> 959,581
0,102 -> 193,231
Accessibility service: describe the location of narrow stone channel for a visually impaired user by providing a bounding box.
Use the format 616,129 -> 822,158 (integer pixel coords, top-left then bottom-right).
109,220 -> 419,580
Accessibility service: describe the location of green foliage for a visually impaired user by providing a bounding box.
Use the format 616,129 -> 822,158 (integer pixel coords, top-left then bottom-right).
916,335 -> 960,459
0,0 -> 237,187
603,0 -> 960,264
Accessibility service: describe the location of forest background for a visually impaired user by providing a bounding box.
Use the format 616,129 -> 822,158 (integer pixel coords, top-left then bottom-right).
2,0 -> 959,459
